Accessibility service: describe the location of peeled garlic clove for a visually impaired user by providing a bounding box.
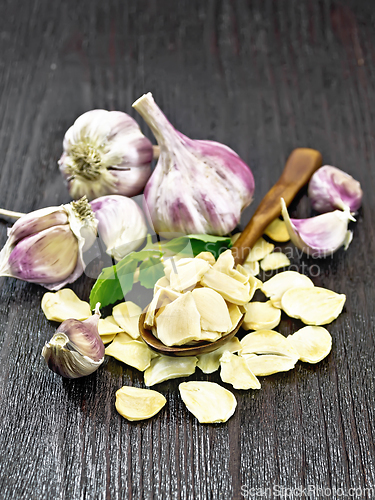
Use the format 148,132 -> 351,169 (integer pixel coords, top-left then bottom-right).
260,252 -> 290,271
90,195 -> 147,261
261,270 -> 314,308
42,303 -> 104,378
240,329 -> 299,361
144,356 -> 197,386
197,337 -> 241,374
41,288 -> 91,322
243,301 -> 281,331
281,287 -> 346,325
0,197 -> 97,290
281,198 -> 354,257
308,165 -> 363,213
105,332 -> 153,371
115,386 -> 166,421
245,238 -> 274,262
200,268 -> 251,305
112,301 -> 143,339
242,353 -> 297,376
220,351 -> 261,390
132,93 -> 254,237
287,326 -> 332,363
155,293 -> 201,346
192,287 -> 232,332
59,110 -> 153,200
264,218 -> 290,242
179,381 -> 237,423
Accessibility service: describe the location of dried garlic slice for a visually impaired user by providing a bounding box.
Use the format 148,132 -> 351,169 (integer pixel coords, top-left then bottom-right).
197,337 -> 242,373
154,276 -> 170,293
98,316 -> 124,344
156,292 -> 201,346
226,303 -> 243,332
240,330 -> 299,361
264,218 -> 290,242
261,270 -> 314,308
245,237 -> 274,262
41,289 -> 91,322
192,287 -> 232,332
281,287 -> 346,325
242,353 -> 297,376
144,287 -> 181,328
287,326 -> 332,363
220,351 -> 261,390
112,301 -> 142,339
201,268 -> 251,305
242,260 -> 260,276
115,386 -> 166,421
260,252 -> 290,271
169,258 -> 210,292
195,251 -> 216,266
144,356 -> 197,386
179,381 -> 237,423
105,333 -> 153,371
213,250 -> 248,284
243,301 -> 281,330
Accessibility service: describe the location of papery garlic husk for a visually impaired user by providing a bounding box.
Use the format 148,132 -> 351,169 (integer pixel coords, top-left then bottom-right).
132,93 -> 255,237
308,165 -> 363,213
90,195 -> 147,261
281,198 -> 354,257
42,303 -> 105,378
0,197 -> 97,290
59,110 -> 153,201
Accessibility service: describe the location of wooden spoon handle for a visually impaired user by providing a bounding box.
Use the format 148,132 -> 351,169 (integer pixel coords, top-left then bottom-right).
232,148 -> 323,265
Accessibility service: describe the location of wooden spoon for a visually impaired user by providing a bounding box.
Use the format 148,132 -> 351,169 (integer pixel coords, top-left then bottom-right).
139,148 -> 322,356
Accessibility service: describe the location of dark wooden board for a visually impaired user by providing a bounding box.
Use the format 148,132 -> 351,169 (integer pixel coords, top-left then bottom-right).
0,0 -> 375,498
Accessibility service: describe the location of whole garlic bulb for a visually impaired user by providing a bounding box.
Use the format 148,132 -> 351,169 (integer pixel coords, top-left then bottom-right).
90,195 -> 147,261
59,110 -> 153,201
132,93 -> 255,238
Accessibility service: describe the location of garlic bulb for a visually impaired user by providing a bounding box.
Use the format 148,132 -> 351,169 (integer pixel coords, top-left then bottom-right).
281,198 -> 354,257
132,93 -> 254,237
42,303 -> 105,378
308,165 -> 363,213
59,110 -> 153,201
90,195 -> 147,261
0,197 -> 97,290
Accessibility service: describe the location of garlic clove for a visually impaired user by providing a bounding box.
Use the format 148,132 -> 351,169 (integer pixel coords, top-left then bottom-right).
59,110 -> 153,200
308,165 -> 363,213
281,198 -> 354,257
220,351 -> 261,390
42,303 -> 105,378
132,93 -> 254,237
281,286 -> 346,325
144,355 -> 198,386
115,386 -> 166,421
260,270 -> 314,308
179,381 -> 237,423
90,195 -> 147,261
41,289 -> 91,322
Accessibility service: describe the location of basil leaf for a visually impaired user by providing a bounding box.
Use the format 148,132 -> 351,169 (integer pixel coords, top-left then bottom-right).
138,256 -> 165,288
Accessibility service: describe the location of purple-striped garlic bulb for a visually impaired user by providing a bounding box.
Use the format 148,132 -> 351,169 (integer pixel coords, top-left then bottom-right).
308,165 -> 363,213
59,110 -> 153,201
132,93 -> 255,238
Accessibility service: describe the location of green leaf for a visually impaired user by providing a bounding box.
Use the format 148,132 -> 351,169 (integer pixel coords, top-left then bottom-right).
138,256 -> 165,288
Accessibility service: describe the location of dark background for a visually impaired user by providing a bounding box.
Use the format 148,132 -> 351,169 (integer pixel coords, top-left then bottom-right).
0,0 -> 374,499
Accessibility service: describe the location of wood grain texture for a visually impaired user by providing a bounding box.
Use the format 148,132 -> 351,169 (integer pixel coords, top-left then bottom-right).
0,0 -> 375,498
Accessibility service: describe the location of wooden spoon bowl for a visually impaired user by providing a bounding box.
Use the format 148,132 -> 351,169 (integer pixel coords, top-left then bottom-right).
138,148 -> 322,356
139,311 -> 244,357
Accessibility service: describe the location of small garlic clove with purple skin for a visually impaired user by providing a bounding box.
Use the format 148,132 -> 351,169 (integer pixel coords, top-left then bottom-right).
42,303 -> 105,379
90,195 -> 147,261
281,198 -> 354,258
308,165 -> 363,213
59,110 -> 153,201
132,93 -> 255,238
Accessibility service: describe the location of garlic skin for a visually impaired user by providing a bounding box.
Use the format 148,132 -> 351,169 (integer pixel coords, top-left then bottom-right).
42,303 -> 105,378
308,165 -> 363,213
59,110 -> 153,201
0,197 -> 97,290
281,198 -> 354,257
132,93 -> 254,237
90,195 -> 147,261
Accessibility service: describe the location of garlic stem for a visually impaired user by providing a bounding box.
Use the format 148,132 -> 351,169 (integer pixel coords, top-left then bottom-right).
0,208 -> 25,220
